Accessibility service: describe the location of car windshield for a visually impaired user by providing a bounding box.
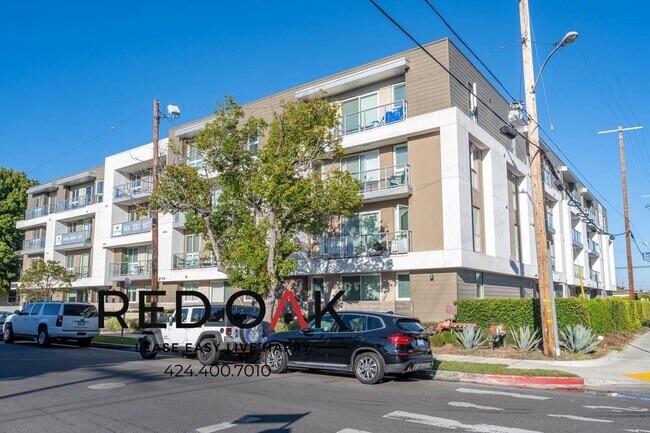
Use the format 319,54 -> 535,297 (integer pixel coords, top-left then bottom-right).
63,304 -> 98,317
395,319 -> 425,333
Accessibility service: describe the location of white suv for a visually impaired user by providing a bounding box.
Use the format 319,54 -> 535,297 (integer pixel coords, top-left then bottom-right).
3,302 -> 99,347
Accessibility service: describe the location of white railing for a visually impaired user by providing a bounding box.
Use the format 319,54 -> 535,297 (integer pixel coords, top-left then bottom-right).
24,204 -> 56,220
347,164 -> 411,194
57,195 -> 97,212
311,230 -> 412,259
22,237 -> 45,251
113,180 -> 153,200
572,229 -> 583,247
172,253 -> 218,270
588,239 -> 600,255
337,100 -> 408,136
109,260 -> 152,278
574,264 -> 584,278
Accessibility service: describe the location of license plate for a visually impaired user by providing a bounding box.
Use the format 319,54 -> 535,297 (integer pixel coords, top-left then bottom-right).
76,321 -> 86,327
416,338 -> 426,346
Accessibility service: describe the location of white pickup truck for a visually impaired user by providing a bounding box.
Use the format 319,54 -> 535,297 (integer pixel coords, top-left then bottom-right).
3,302 -> 99,347
139,303 -> 269,366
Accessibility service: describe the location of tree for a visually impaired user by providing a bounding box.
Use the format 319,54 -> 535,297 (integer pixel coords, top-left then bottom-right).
151,94 -> 362,311
0,167 -> 36,295
19,260 -> 76,302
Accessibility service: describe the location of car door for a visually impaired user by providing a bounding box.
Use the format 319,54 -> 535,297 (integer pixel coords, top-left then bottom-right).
11,304 -> 33,334
290,314 -> 336,366
324,313 -> 367,367
26,303 -> 43,336
165,307 -> 189,346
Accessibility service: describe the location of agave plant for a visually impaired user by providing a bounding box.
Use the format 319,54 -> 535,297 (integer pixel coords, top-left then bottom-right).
455,325 -> 486,350
559,324 -> 601,355
512,325 -> 541,352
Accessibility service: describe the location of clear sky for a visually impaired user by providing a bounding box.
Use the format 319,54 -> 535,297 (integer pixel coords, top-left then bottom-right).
1,1 -> 648,289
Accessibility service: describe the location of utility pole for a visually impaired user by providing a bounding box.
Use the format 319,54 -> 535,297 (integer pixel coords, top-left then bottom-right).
151,99 -> 160,319
519,0 -> 557,357
598,125 -> 643,300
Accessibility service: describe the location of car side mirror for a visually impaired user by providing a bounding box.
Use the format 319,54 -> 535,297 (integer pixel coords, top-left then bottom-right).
14,310 -> 20,314
300,328 -> 313,335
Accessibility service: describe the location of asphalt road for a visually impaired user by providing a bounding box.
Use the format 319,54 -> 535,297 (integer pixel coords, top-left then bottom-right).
1,341 -> 649,433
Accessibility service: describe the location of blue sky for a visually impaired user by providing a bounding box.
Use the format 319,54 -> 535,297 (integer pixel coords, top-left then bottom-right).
1,1 -> 648,288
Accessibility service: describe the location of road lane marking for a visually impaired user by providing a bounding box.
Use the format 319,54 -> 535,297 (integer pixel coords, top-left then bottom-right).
194,416 -> 260,433
625,372 -> 650,382
623,429 -> 650,432
448,401 -> 504,411
456,387 -> 551,400
337,429 -> 373,433
88,383 -> 125,390
383,411 -> 542,433
583,405 -> 648,413
547,414 -> 612,423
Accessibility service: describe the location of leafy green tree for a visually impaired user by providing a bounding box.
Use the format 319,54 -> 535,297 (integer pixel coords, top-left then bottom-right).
151,94 -> 362,311
19,260 -> 77,302
0,167 -> 35,295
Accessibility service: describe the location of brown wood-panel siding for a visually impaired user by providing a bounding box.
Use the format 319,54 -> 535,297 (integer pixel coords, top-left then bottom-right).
403,41 -> 452,117
448,43 -> 527,162
457,270 -> 477,299
411,271 -> 457,321
483,274 -> 527,298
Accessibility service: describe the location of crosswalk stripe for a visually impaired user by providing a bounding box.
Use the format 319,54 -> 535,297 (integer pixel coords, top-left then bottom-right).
448,401 -> 504,411
547,414 -> 612,423
456,387 -> 551,400
193,416 -> 260,433
383,410 -> 542,433
336,429 -> 373,433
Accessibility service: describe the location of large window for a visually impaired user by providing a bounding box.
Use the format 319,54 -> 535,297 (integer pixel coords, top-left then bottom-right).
184,282 -> 199,302
342,275 -> 380,302
470,144 -> 481,190
127,286 -> 137,303
475,272 -> 484,299
393,83 -> 406,109
341,92 -> 378,134
508,172 -> 521,262
311,277 -> 324,301
185,234 -> 200,267
341,151 -> 379,188
210,281 -> 232,303
341,211 -> 380,256
96,180 -> 104,203
397,274 -> 410,300
472,206 -> 482,253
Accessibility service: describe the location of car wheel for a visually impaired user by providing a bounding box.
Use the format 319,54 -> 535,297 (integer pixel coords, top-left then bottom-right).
37,327 -> 51,347
264,345 -> 287,374
197,338 -> 220,366
3,326 -> 15,344
139,335 -> 158,360
354,352 -> 384,385
77,338 -> 92,347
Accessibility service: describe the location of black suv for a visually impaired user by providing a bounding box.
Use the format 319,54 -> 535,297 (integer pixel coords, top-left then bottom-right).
260,311 -> 432,384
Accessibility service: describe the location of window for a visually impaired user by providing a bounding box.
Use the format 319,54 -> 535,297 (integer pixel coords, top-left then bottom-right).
397,274 -> 411,300
394,144 -> 408,169
210,281 -> 231,303
31,303 -> 43,315
393,83 -> 406,107
21,304 -> 34,315
248,135 -> 259,154
508,172 -> 521,262
8,289 -> 17,303
468,82 -> 478,122
185,234 -> 200,267
190,307 -> 205,323
83,219 -> 92,240
475,272 -> 484,299
396,319 -> 425,332
339,314 -> 366,332
42,304 -> 60,316
472,206 -> 482,253
341,92 -> 378,134
128,209 -> 137,221
69,221 -> 78,233
96,180 -> 104,203
342,275 -> 380,302
308,313 -> 336,332
341,151 -> 379,188
187,145 -> 203,168
341,211 -> 380,256
127,286 -> 137,303
311,277 -> 324,301
184,282 -> 199,302
396,206 -> 409,232
470,144 -> 480,190
66,255 -> 75,273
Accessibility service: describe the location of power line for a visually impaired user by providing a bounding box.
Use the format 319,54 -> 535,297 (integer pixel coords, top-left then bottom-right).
26,109 -> 148,175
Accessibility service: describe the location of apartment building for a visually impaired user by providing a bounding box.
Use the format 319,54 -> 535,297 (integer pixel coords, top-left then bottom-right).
13,38 -> 616,321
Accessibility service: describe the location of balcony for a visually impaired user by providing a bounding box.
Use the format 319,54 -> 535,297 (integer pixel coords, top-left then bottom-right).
113,180 -> 153,203
178,157 -> 204,170
546,212 -> 555,234
57,195 -> 97,213
22,238 -> 45,254
588,210 -> 597,222
550,256 -> 556,272
24,204 -> 56,220
588,239 -> 600,256
336,101 -> 408,137
54,231 -> 92,251
573,264 -> 584,278
310,230 -> 412,259
572,229 -> 583,248
173,212 -> 186,229
172,252 -> 218,270
108,260 -> 152,281
112,218 -> 152,237
66,266 -> 91,279
590,270 -> 600,283
543,170 -> 553,188
348,164 -> 412,203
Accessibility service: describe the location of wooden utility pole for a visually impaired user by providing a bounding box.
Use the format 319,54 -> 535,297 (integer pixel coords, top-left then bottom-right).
151,99 -> 160,318
598,125 -> 643,300
519,0 -> 557,357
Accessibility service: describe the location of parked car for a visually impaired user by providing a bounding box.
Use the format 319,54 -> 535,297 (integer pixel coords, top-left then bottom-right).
3,302 -> 99,347
0,311 -> 11,336
139,303 -> 270,365
260,311 -> 432,384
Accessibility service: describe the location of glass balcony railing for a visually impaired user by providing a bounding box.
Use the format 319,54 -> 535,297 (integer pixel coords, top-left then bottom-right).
347,164 -> 411,194
572,229 -> 583,248
588,239 -> 600,255
54,230 -> 92,248
310,230 -> 412,259
337,100 -> 408,137
173,212 -> 186,228
108,260 -> 152,279
574,264 -> 584,278
546,212 -> 555,234
66,266 -> 91,279
172,253 -> 217,270
178,157 -> 204,169
113,180 -> 153,200
112,218 -> 152,237
24,203 -> 56,220
57,195 -> 97,212
590,270 -> 600,283
22,237 -> 45,251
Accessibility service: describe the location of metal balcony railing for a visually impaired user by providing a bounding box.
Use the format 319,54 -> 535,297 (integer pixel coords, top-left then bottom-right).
22,237 -> 45,251
588,239 -> 600,255
24,204 -> 56,220
590,270 -> 600,283
310,230 -> 412,259
66,266 -> 91,279
337,100 -> 408,137
572,229 -> 583,248
112,218 -> 152,237
574,264 -> 584,278
588,210 -> 597,222
57,195 -> 97,212
113,180 -> 153,200
109,260 -> 152,278
347,164 -> 411,194
172,253 -> 217,270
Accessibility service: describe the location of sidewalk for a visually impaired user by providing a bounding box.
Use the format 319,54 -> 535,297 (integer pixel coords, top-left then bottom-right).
434,331 -> 650,390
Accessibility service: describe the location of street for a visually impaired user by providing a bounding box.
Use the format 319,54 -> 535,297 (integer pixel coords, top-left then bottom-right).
1,342 -> 649,433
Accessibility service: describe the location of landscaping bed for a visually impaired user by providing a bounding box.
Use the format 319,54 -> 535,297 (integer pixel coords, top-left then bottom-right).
93,335 -> 139,346
431,360 -> 578,377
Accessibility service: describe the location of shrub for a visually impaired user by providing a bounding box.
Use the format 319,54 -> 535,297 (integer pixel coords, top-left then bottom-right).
429,334 -> 445,348
511,325 -> 541,352
455,326 -> 485,350
559,324 -> 601,354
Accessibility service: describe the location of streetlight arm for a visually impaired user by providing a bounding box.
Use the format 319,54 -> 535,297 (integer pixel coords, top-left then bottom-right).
532,43 -> 562,93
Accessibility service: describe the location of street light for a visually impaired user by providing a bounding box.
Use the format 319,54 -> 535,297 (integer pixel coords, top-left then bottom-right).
532,31 -> 579,92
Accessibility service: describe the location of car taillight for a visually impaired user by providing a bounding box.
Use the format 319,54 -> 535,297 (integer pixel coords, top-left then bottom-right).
388,333 -> 414,346
56,315 -> 63,327
225,327 -> 232,336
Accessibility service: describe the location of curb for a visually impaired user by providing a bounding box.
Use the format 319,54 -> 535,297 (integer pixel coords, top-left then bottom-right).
427,370 -> 584,389
91,342 -> 137,351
